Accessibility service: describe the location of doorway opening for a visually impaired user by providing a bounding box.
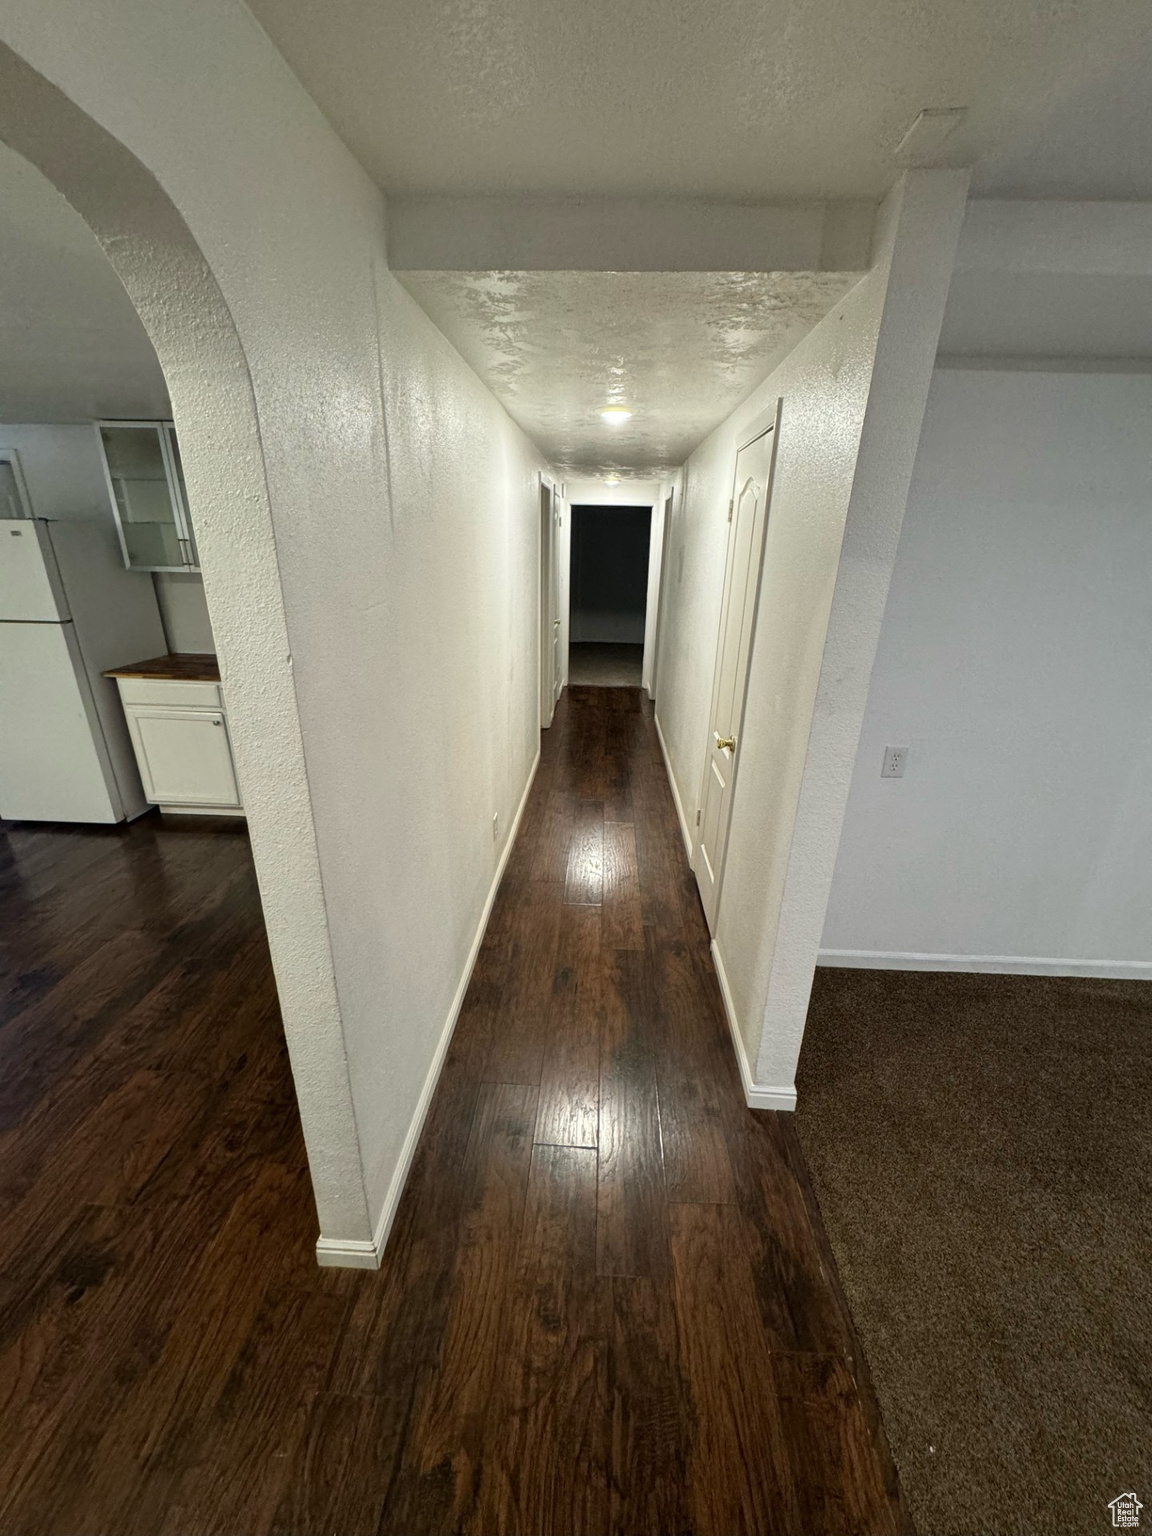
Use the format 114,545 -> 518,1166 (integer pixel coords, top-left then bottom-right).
0,39 -> 360,1292
568,503 -> 652,687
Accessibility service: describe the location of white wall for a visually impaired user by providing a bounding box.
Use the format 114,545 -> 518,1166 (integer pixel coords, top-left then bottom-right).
154,573 -> 214,653
387,196 -> 875,274
0,421 -> 213,653
642,486 -> 673,695
0,423 -> 108,519
822,366 -> 1152,974
0,2 -> 550,1262
654,171 -> 967,1101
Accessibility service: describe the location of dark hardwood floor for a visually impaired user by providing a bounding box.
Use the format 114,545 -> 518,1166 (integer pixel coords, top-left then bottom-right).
0,687 -> 910,1535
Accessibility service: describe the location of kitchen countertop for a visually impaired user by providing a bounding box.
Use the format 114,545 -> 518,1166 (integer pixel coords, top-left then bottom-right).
104,653 -> 220,682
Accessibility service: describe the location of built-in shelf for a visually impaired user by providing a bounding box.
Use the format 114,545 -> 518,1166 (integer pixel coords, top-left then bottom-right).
95,421 -> 200,574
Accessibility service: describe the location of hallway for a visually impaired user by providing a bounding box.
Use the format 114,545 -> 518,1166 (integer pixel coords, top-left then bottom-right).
0,688 -> 908,1535
321,684 -> 909,1534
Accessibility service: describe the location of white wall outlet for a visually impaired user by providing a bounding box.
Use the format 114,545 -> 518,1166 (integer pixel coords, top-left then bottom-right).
881,744 -> 909,779
492,810 -> 500,841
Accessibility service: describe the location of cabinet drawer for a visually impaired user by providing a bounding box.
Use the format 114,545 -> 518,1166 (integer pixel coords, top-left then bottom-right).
116,677 -> 221,710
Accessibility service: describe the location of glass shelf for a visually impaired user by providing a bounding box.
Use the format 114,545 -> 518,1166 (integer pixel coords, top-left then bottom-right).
96,421 -> 199,573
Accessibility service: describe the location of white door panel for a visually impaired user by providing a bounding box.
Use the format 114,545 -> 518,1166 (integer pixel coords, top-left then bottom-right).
125,707 -> 242,808
695,415 -> 780,932
0,621 -> 118,822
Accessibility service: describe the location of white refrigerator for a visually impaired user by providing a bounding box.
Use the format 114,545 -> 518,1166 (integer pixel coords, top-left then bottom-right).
0,517 -> 167,823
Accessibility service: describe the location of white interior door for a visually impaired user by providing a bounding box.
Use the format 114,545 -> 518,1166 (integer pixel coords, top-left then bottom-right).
695,415 -> 779,932
543,482 -> 556,728
124,706 -> 242,808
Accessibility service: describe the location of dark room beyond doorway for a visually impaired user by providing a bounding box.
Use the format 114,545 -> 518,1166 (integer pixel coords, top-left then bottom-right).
569,504 -> 651,687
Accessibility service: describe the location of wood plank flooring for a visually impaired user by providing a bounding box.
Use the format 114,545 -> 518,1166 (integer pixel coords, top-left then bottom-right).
0,686 -> 910,1535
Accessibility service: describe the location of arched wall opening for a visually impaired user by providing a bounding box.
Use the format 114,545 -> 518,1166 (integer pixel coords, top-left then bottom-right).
0,41 -> 373,1251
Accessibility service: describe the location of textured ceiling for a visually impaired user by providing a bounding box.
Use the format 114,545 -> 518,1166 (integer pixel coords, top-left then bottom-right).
248,0 -> 1150,199
397,269 -> 859,474
0,143 -> 169,422
971,19 -> 1152,198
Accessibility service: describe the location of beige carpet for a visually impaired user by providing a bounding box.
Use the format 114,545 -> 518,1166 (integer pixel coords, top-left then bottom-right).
795,966 -> 1152,1536
568,642 -> 643,686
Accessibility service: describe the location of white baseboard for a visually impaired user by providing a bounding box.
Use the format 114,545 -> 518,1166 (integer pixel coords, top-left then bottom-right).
710,940 -> 797,1112
315,1234 -> 380,1270
653,710 -> 694,863
315,746 -> 542,1270
818,948 -> 1152,980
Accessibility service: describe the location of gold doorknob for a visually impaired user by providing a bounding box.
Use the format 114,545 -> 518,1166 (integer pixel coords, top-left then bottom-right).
716,734 -> 737,752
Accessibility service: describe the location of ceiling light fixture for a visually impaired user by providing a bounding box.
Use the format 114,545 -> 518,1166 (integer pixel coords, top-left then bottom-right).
600,408 -> 633,425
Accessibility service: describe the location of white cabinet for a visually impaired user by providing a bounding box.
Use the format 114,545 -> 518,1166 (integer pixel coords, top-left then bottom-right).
96,421 -> 199,573
126,707 -> 240,810
113,674 -> 244,815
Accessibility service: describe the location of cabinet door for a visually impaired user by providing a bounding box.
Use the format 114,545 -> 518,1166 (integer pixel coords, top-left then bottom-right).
96,421 -> 198,572
161,426 -> 200,569
125,707 -> 242,808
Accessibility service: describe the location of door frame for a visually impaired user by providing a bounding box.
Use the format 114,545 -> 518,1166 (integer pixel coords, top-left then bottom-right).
539,473 -> 560,728
691,400 -> 783,917
648,486 -> 674,704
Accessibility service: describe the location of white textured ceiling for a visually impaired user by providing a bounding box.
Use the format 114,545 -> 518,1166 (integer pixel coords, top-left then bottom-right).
397,269 -> 859,474
248,0 -> 1149,199
0,143 -> 169,422
971,21 -> 1152,198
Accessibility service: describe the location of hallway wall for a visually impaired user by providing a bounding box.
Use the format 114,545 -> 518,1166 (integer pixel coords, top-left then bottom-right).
0,1 -> 550,1259
823,365 -> 1152,974
654,172 -> 968,1099
654,282 -> 886,1082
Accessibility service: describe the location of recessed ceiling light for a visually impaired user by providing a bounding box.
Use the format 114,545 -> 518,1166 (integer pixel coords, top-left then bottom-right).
600,408 -> 633,424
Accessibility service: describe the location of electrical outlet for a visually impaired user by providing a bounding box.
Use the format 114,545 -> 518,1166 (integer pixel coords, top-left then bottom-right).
881,745 -> 909,779
492,811 -> 500,841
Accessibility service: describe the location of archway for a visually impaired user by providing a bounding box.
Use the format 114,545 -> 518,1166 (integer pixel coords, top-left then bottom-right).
0,41 -> 372,1255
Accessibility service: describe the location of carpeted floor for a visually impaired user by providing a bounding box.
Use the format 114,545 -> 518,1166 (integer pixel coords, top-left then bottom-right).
567,641 -> 643,686
795,966 -> 1152,1536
